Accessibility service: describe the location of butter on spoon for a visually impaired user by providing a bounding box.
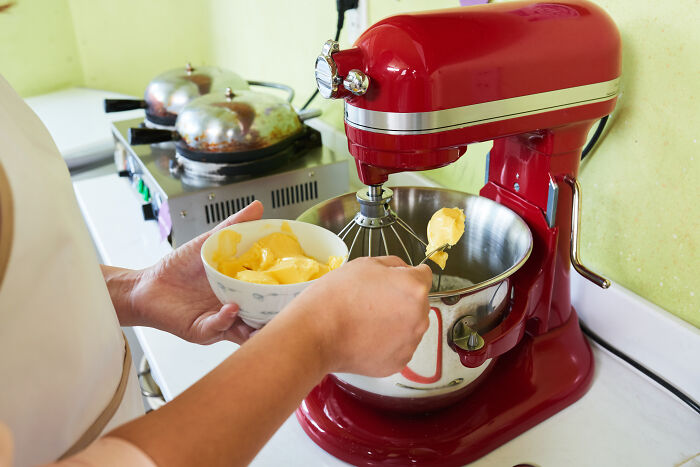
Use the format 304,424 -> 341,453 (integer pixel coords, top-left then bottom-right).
425,207 -> 466,269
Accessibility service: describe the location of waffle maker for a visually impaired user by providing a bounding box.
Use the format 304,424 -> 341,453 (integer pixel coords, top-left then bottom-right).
112,85 -> 349,246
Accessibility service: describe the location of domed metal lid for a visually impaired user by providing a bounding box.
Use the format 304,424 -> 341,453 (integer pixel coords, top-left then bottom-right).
175,87 -> 303,154
144,63 -> 249,125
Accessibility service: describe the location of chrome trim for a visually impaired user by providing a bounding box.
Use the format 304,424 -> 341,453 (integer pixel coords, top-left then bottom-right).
247,80 -> 295,103
321,39 -> 340,57
452,319 -> 485,351
315,40 -> 341,99
396,378 -> 465,391
546,176 -> 559,228
344,78 -> 620,135
343,69 -> 370,96
484,151 -> 490,185
315,56 -> 338,99
564,177 -> 611,289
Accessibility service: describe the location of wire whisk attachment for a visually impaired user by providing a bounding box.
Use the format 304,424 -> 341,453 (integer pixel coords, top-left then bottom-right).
336,185 -> 430,266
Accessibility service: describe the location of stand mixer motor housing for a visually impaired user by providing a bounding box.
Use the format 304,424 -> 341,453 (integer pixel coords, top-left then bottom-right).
300,1 -> 621,465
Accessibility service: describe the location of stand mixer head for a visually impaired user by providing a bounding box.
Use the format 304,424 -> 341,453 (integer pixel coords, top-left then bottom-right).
315,0 -> 621,276
299,1 -> 621,464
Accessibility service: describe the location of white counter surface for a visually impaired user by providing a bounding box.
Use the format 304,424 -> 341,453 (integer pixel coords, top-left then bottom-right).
25,88 -> 144,170
74,173 -> 700,467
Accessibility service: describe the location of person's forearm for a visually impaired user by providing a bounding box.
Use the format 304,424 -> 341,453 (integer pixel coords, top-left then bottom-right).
100,265 -> 144,327
107,302 -> 329,466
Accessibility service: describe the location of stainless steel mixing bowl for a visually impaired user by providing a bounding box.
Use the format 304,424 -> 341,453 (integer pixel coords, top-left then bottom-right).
298,186 -> 533,298
298,187 -> 533,409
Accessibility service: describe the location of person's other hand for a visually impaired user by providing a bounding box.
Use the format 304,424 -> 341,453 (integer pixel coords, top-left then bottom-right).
130,201 -> 263,344
279,256 -> 433,377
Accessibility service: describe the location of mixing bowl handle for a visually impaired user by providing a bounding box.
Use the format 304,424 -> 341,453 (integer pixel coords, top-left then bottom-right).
449,293 -> 529,368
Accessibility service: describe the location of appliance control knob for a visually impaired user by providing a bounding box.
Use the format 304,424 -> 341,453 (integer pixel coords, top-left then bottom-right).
321,39 -> 340,57
142,203 -> 156,221
315,40 -> 341,99
343,70 -> 369,96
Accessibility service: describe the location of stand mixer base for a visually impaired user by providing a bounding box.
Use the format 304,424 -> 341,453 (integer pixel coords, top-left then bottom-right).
296,310 -> 594,467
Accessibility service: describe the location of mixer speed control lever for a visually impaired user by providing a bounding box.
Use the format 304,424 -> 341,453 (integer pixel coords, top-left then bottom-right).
343,70 -> 369,96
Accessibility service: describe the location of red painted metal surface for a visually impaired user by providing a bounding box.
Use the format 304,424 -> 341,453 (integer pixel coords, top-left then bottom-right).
484,121 -> 596,330
331,0 -> 621,184
348,94 -> 617,185
296,311 -> 594,467
339,0 -> 620,113
451,283 -> 529,368
299,0 -> 620,464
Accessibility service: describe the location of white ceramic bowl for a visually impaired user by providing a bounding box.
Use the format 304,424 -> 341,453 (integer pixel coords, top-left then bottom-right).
201,219 -> 348,328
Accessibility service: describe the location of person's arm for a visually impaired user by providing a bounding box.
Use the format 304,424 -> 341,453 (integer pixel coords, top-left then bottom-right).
100,201 -> 264,344
108,256 -> 432,467
109,302 -> 326,466
100,265 -> 141,326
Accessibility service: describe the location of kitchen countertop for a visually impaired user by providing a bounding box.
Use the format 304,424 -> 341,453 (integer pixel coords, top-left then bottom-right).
25,87 -> 144,171
74,173 -> 700,467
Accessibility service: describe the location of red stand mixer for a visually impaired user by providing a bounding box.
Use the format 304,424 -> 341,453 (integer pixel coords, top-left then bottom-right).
296,1 -> 621,465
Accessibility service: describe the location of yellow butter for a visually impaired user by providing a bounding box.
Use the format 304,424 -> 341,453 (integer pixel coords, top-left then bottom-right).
218,258 -> 245,277
214,224 -> 344,284
327,256 -> 345,270
264,257 -> 320,284
426,207 -> 466,269
257,232 -> 305,259
235,270 -> 280,285
212,229 -> 242,265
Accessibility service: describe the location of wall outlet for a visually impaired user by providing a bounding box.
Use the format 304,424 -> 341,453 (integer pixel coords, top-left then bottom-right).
344,0 -> 368,45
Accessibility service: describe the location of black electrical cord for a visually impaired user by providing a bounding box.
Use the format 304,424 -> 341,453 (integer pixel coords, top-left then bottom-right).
580,320 -> 700,416
299,34 -> 339,111
300,1 -> 357,110
581,115 -> 609,160
299,90 -> 319,112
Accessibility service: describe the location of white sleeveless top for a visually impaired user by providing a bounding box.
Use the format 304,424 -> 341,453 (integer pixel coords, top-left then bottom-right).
0,75 -> 144,466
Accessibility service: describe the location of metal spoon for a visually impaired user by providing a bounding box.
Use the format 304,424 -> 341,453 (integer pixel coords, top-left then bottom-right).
418,243 -> 451,266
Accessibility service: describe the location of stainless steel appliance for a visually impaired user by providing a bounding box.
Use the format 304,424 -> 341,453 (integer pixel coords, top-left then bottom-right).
111,117 -> 349,246
104,63 -> 251,129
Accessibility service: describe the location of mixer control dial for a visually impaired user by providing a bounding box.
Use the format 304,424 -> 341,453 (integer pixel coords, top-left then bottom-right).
343,70 -> 369,96
315,40 -> 342,99
321,39 -> 340,57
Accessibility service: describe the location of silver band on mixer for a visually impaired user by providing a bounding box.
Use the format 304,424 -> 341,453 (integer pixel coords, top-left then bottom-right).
344,77 -> 620,135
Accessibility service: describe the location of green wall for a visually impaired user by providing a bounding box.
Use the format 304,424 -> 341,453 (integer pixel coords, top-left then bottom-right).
67,0 -> 212,97
576,0 -> 699,326
1,0 -> 698,327
0,0 -> 83,96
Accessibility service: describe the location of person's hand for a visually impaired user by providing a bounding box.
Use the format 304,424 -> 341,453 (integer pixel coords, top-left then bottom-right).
129,201 -> 263,344
279,256 -> 433,377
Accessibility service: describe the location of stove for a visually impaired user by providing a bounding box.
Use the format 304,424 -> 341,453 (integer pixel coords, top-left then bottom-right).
111,117 -> 349,246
